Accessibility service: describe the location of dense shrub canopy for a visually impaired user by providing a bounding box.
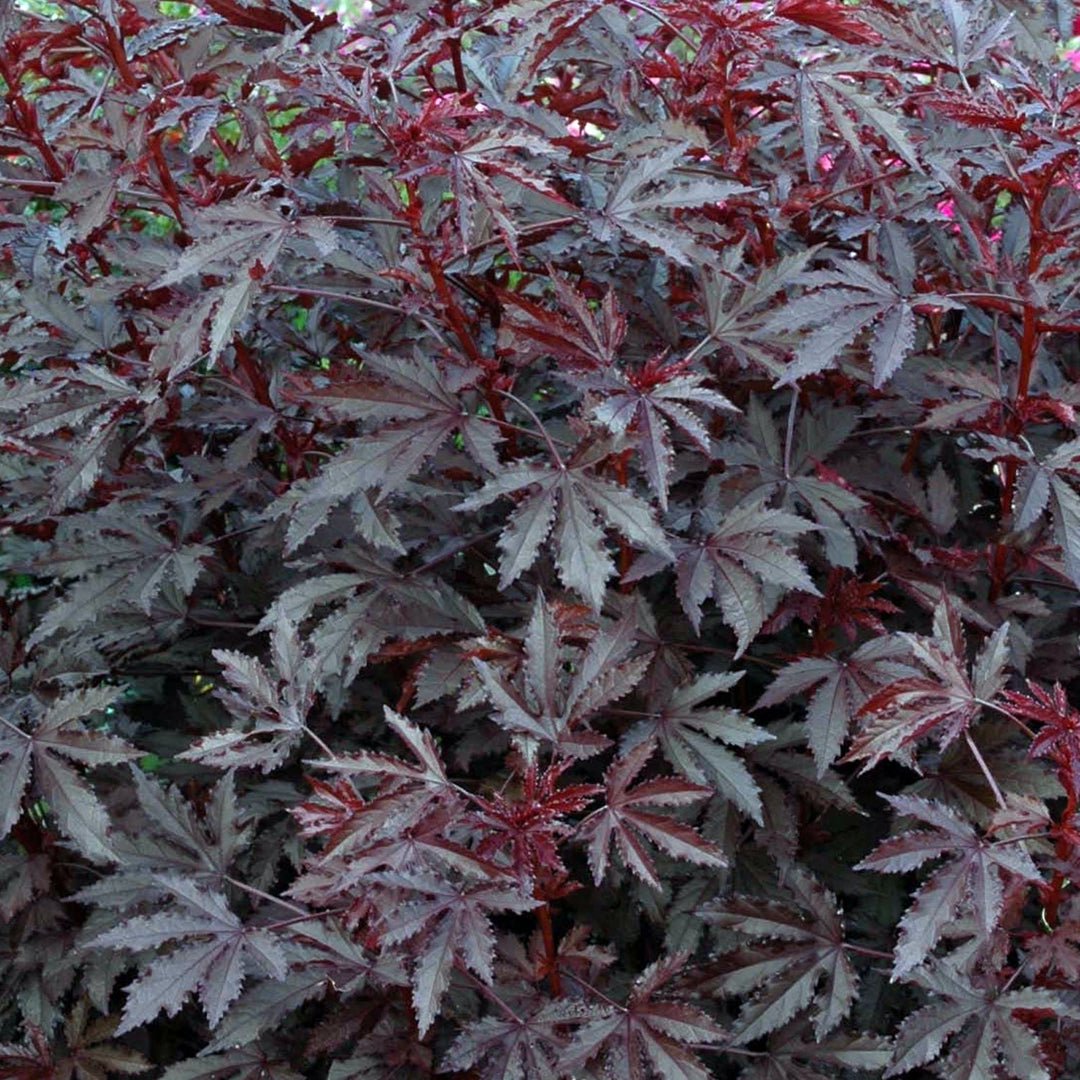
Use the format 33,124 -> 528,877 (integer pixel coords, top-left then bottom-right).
3,0 -> 1080,1077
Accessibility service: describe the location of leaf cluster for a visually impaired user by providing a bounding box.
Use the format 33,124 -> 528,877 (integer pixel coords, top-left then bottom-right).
4,0 -> 1080,1077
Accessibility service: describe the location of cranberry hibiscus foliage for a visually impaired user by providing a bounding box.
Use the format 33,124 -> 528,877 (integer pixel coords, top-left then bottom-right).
4,0 -> 1080,1076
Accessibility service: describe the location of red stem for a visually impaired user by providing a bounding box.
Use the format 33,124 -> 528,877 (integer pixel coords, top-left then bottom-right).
1015,300 -> 1038,408
1044,758 -> 1078,928
989,302 -> 1039,602
842,942 -> 894,961
403,180 -> 519,452
147,131 -> 188,234
424,247 -> 486,367
443,0 -> 468,95
535,902 -> 562,996
718,67 -> 737,148
102,21 -> 138,89
0,53 -> 65,181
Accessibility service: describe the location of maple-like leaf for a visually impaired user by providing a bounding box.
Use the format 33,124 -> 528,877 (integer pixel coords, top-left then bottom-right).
971,435 -> 1080,587
843,597 -> 1011,771
196,973 -> 330,1061
456,443 -> 673,611
789,61 -> 922,180
811,566 -> 901,640
1023,916 -> 1080,984
0,368 -> 142,516
885,956 -> 1073,1080
271,351 -> 501,552
763,259 -> 919,388
576,738 -> 726,889
152,197 -> 337,363
629,503 -> 818,656
718,396 -> 866,568
199,919 -> 406,1057
301,795 -> 499,904
579,353 -> 737,508
693,245 -> 820,368
565,953 -> 728,1080
1003,680 -> 1080,760
307,706 -> 451,791
153,200 -> 335,292
472,760 -> 600,879
292,707 -> 479,882
22,509 -> 212,648
439,998 -> 577,1079
179,614 -> 318,773
159,1043 -> 302,1080
404,109 -> 570,258
592,140 -> 752,265
921,88 -> 1024,134
92,874 -> 288,1033
324,1013 -> 433,1080
742,1021 -> 891,1079
497,275 -> 625,371
471,594 -> 648,757
775,0 -> 882,44
756,638 -> 914,775
372,871 -> 539,1036
625,671 -> 772,823
882,724 -> 1054,832
0,1024 -> 55,1080
0,849 -> 50,921
296,711 -> 551,921
252,549 -> 484,690
1001,679 -> 1080,799
704,867 -> 858,1042
58,997 -> 153,1080
0,685 -> 139,863
855,793 -> 1040,976
78,768 -> 251,905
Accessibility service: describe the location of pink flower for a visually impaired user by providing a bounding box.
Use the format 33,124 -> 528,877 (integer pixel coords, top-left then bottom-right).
816,153 -> 834,174
935,198 -> 962,235
1064,48 -> 1080,71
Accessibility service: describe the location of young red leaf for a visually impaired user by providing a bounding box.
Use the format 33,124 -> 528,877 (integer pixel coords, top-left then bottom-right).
577,739 -> 726,889
776,0 -> 882,44
844,599 -> 1011,771
630,671 -> 772,822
